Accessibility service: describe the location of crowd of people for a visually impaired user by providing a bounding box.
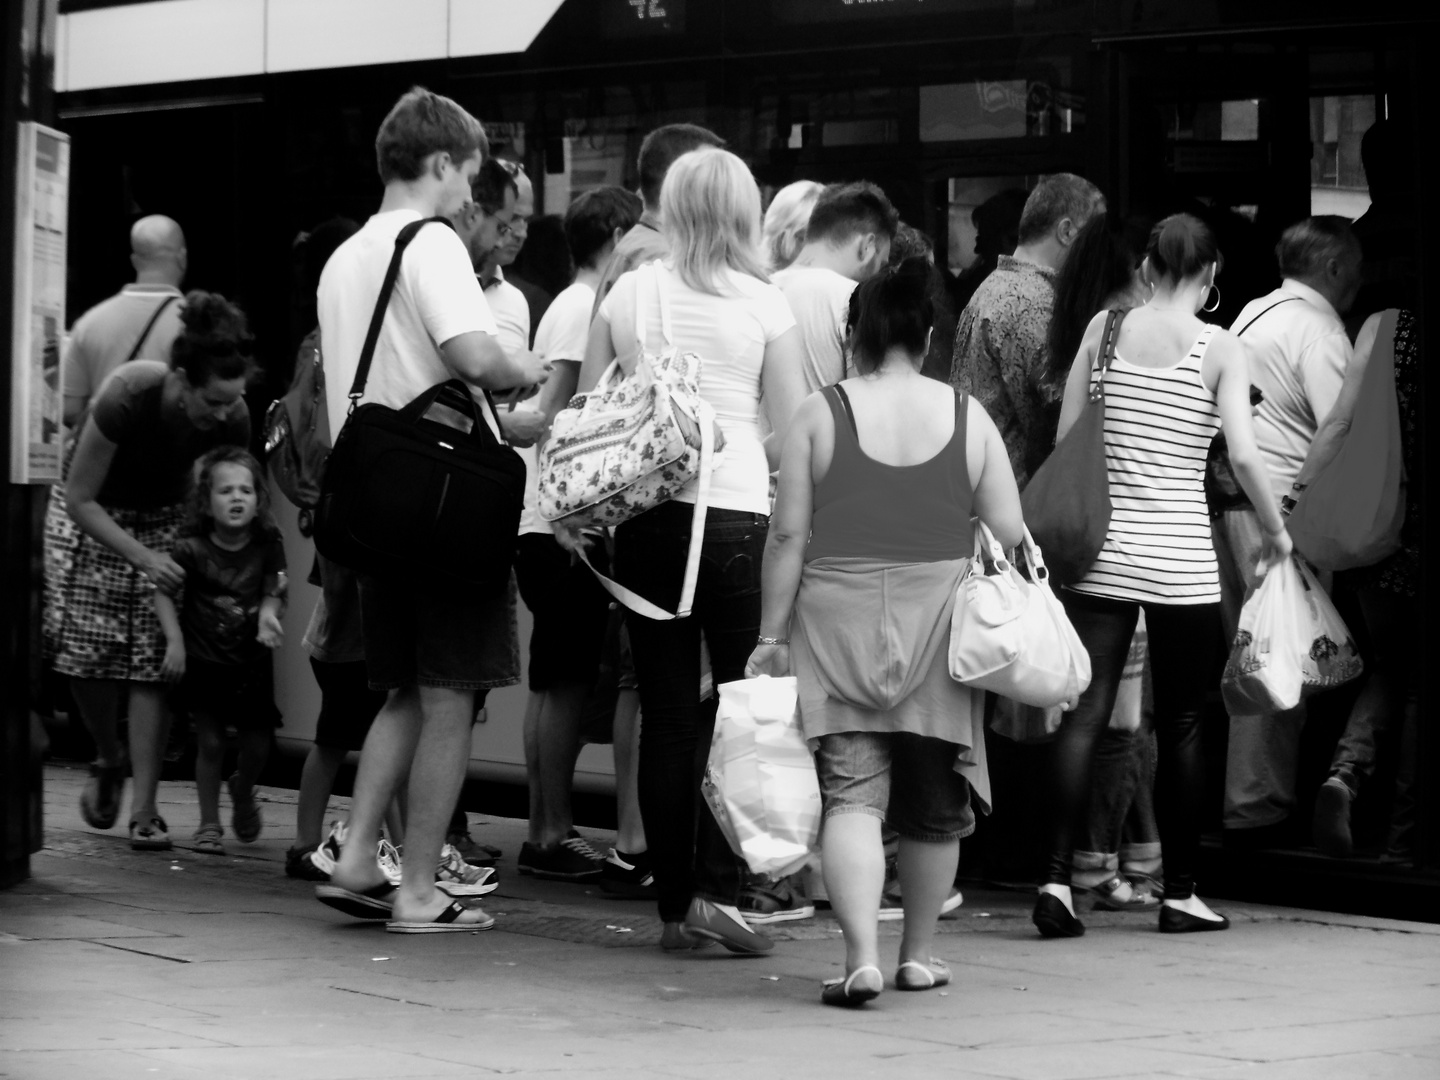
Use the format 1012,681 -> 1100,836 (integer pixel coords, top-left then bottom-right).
44,86 -> 1418,1002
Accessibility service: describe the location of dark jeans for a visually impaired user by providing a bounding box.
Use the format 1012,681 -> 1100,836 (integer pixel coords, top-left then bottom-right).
613,501 -> 767,923
1331,587 -> 1420,799
1045,592 -> 1221,900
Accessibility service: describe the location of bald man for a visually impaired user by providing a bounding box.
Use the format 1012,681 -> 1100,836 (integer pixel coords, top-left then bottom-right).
62,215 -> 188,426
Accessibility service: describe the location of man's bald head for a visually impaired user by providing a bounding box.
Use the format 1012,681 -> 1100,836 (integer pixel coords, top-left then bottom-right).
130,216 -> 187,286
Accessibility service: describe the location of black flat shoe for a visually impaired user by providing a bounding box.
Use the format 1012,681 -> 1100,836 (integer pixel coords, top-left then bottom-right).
1159,905 -> 1230,934
1033,893 -> 1084,938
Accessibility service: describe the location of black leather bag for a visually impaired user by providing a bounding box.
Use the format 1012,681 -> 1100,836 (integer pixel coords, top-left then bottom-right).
313,218 -> 525,589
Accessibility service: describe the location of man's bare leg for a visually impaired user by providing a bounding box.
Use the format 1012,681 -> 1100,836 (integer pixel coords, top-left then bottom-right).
329,687 -> 422,892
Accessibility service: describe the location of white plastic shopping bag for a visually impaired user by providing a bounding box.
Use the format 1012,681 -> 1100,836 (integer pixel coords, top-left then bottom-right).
1222,555 -> 1363,715
701,676 -> 821,878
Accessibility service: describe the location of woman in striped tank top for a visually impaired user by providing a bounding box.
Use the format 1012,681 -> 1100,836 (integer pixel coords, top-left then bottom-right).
1034,215 -> 1292,938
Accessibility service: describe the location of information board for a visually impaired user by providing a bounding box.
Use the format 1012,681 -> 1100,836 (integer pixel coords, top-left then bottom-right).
9,121 -> 69,485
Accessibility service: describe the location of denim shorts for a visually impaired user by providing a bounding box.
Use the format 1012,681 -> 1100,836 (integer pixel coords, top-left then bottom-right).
357,573 -> 520,692
813,730 -> 975,841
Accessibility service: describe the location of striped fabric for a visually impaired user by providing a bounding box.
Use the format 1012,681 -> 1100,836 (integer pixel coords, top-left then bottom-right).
1071,326 -> 1222,605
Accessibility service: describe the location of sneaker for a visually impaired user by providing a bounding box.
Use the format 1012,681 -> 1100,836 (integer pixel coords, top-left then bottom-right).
739,875 -> 814,925
446,831 -> 500,868
377,839 -> 403,887
598,848 -> 656,899
877,885 -> 964,922
565,830 -> 607,861
516,838 -> 604,880
436,843 -> 499,896
285,845 -> 331,881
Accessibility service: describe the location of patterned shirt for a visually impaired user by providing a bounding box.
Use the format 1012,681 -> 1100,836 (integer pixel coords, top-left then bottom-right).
948,255 -> 1058,488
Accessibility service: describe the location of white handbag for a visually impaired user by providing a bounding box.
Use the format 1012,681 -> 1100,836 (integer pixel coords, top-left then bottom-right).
949,521 -> 1091,709
538,261 -> 717,621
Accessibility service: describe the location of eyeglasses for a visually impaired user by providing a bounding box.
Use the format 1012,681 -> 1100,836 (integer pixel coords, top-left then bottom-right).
494,220 -> 513,238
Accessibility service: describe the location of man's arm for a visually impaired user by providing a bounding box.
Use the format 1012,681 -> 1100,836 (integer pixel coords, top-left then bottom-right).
440,331 -> 550,391
1301,327 -> 1351,431
1294,312 -> 1381,491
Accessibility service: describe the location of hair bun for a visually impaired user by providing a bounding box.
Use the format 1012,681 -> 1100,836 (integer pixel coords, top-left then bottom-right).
178,290 -> 252,354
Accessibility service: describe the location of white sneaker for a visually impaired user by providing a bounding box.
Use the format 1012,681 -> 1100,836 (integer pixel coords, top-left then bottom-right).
377,839 -> 403,887
436,843 -> 499,896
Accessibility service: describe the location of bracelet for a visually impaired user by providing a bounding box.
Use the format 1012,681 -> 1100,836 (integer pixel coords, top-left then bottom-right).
1291,482 -> 1308,492
756,635 -> 790,646
1279,495 -> 1296,516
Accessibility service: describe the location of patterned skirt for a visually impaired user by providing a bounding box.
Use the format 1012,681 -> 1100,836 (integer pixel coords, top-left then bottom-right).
45,489 -> 182,684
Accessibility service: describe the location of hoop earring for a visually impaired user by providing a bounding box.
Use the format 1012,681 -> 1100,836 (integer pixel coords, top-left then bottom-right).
1202,284 -> 1221,314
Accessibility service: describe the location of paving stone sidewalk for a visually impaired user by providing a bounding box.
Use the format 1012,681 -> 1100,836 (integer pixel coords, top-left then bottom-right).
2,763 -> 1438,1079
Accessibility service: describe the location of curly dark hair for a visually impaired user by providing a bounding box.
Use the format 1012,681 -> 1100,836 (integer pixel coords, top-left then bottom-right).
182,446 -> 280,542
171,290 -> 255,387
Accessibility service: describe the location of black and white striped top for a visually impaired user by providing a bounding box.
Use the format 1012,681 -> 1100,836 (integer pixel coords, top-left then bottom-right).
1072,325 -> 1222,605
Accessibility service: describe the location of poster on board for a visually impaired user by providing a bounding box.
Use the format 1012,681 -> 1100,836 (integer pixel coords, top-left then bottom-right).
10,120 -> 69,485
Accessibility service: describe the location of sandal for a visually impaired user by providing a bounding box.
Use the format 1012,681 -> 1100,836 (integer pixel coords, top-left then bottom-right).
1090,874 -> 1159,911
387,899 -> 495,934
315,880 -> 399,920
129,815 -> 172,851
821,965 -> 883,1007
80,763 -> 125,830
896,958 -> 951,991
192,824 -> 225,855
228,774 -> 263,843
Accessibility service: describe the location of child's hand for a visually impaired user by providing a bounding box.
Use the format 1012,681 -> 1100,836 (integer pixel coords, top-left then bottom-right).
161,641 -> 186,683
257,610 -> 284,649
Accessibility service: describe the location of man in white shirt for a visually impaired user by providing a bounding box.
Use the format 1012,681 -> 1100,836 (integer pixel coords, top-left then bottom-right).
315,88 -> 549,933
770,181 -> 899,398
62,215 -> 188,426
501,187 -> 651,886
1216,216 -> 1362,841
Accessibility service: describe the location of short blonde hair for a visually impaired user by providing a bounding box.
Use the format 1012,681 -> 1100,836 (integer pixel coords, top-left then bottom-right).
762,180 -> 824,271
660,148 -> 769,295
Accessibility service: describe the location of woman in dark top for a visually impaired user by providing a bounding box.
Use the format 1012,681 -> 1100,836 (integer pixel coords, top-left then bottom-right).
748,260 -> 1022,1006
54,292 -> 253,851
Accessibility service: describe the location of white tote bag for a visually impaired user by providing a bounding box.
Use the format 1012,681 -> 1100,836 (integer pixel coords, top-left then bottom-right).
701,676 -> 821,879
1221,555 -> 1364,714
950,521 -> 1091,709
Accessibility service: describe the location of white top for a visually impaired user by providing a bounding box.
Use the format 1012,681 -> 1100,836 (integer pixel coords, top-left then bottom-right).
1230,281 -> 1351,501
599,262 -> 796,514
64,284 -> 185,411
518,280 -> 593,536
318,209 -> 498,440
482,266 -> 531,357
1072,326 -> 1223,606
770,265 -> 856,394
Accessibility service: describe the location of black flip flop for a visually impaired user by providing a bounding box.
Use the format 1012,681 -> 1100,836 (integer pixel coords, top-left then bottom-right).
315,881 -> 398,920
387,900 -> 495,934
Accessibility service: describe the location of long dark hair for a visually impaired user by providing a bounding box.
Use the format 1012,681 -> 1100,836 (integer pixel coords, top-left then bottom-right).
182,446 -> 280,542
1046,212 -> 1151,385
846,257 -> 934,374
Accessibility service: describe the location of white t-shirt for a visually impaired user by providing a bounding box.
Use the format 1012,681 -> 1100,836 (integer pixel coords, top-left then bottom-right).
599,261 -> 796,514
1230,280 -> 1351,501
482,267 -> 530,356
770,265 -> 856,395
318,209 -> 498,440
517,280 -> 592,535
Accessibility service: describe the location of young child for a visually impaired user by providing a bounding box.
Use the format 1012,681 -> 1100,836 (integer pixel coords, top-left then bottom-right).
156,447 -> 287,854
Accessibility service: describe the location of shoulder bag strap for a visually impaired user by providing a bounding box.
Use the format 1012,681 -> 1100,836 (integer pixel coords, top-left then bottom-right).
1235,296 -> 1301,338
125,294 -> 179,364
1089,309 -> 1125,402
346,216 -> 451,411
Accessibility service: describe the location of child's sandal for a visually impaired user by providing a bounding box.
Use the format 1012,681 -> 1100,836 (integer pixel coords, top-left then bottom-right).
192,823 -> 224,855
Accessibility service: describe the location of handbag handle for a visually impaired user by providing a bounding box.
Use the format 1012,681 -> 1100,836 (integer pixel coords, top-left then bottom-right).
1016,525 -> 1051,583
633,260 -> 676,355
345,216 -> 453,413
396,378 -> 510,451
972,518 -> 1011,573
1088,308 -> 1126,404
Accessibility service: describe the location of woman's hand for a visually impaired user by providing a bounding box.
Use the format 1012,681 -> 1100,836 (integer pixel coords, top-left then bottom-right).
745,642 -> 790,679
551,519 -> 593,556
135,548 -> 185,595
161,640 -> 186,683
256,610 -> 284,649
1256,525 -> 1293,578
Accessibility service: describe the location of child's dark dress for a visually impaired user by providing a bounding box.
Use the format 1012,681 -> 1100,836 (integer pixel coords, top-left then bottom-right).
172,534 -> 287,730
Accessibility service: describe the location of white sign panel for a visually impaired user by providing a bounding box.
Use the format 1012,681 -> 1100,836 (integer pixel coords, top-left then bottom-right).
10,121 -> 68,485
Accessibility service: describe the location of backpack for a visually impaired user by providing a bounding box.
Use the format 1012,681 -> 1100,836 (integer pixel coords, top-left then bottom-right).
263,327 -> 331,529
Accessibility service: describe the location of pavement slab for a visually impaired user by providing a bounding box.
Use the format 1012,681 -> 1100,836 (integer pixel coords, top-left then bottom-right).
2,764 -> 1438,1080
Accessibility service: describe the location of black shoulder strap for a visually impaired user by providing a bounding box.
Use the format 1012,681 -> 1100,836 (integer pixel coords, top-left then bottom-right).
829,383 -> 859,439
125,294 -> 179,365
1235,296 -> 1301,338
346,216 -> 453,407
1089,308 -> 1126,400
